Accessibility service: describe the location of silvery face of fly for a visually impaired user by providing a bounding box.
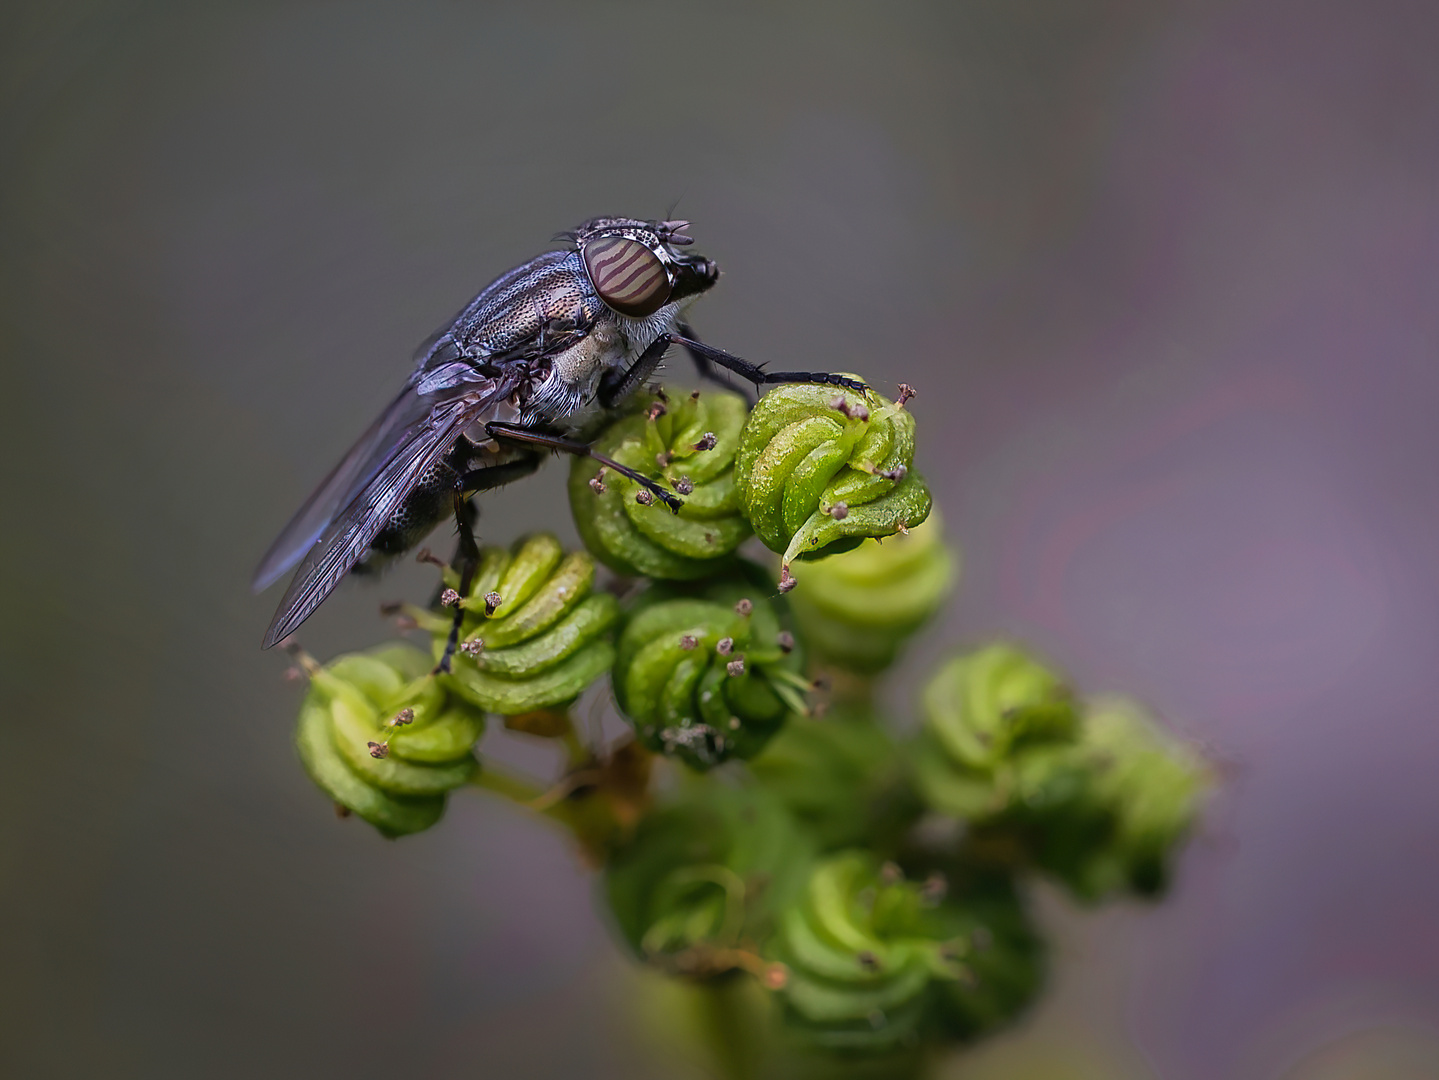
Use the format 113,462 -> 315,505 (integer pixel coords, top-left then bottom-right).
253,216 -> 867,665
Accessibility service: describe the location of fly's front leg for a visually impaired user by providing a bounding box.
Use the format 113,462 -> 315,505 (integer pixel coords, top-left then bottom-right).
433,454 -> 544,674
667,331 -> 869,395
598,329 -> 673,408
675,322 -> 755,402
485,422 -> 684,512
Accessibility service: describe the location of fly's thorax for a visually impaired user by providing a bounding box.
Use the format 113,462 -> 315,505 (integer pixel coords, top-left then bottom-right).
516,318 -> 626,435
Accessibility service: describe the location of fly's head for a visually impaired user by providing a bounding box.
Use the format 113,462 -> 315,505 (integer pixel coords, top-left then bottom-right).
567,216 -> 720,327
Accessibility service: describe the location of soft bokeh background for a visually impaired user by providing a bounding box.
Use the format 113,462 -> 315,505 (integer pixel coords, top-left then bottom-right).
4,1 -> 1438,1076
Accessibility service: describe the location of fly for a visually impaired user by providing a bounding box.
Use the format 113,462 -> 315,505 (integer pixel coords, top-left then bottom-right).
253,216 -> 867,669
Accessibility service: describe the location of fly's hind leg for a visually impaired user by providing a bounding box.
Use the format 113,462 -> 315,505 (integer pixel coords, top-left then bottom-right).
433,453 -> 544,674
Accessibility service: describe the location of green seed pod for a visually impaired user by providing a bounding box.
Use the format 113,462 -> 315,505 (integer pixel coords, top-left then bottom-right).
416,533 -> 620,716
913,645 -> 1207,900
768,852 -> 967,1053
913,644 -> 1079,819
613,562 -> 809,770
294,644 -> 483,837
1010,696 -> 1209,900
569,390 -> 752,579
786,513 -> 957,674
605,785 -> 812,975
733,380 -> 932,576
749,704 -> 919,853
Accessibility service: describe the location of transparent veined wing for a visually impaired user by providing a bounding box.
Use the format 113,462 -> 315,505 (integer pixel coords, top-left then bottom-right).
259,384 -> 508,648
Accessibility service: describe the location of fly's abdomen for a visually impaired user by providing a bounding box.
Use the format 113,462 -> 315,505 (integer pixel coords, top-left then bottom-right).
355,435 -> 544,574
354,444 -> 470,572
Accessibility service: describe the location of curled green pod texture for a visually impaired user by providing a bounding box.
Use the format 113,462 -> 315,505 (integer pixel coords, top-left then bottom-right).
912,643 -> 1079,820
923,644 -> 1078,772
569,390 -> 752,579
913,644 -> 1207,900
1009,696 -> 1209,900
605,785 -> 812,972
768,852 -> 965,1054
613,562 -> 808,769
417,533 -> 619,715
294,644 -> 483,837
786,513 -> 957,674
734,380 -> 932,572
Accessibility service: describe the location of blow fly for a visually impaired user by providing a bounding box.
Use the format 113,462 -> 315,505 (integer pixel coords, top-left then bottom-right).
253,216 -> 865,668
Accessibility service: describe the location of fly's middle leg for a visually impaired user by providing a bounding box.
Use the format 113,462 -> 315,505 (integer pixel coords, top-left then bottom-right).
485,422 -> 684,512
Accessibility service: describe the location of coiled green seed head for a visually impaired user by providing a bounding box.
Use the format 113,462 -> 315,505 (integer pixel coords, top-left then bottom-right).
1009,696 -> 1209,899
913,645 -> 1207,899
734,381 -> 932,578
768,853 -> 971,1053
569,390 -> 752,579
605,785 -> 812,976
912,643 -> 1080,819
786,513 -> 957,674
613,562 -> 808,770
413,533 -> 619,715
295,644 -> 483,837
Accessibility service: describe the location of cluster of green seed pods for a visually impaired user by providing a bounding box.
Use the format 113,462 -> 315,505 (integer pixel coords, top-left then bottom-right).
569,389 -> 752,579
733,381 -> 932,585
276,363 -> 1211,1078
413,533 -> 619,716
612,562 -> 809,769
913,644 -> 1208,899
294,645 -> 483,837
786,514 -> 957,674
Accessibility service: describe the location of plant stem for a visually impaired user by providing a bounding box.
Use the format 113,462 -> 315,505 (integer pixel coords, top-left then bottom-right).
468,761 -> 546,804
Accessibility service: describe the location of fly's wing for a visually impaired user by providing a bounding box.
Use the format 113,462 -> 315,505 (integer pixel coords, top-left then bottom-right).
259,388 -> 502,649
251,385 -> 435,592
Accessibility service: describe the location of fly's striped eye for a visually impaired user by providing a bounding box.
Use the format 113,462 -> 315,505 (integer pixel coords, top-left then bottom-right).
583,236 -> 670,317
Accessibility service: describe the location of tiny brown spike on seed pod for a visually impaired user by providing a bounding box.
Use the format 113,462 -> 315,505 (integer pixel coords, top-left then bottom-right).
727,657 -> 746,677
484,591 -> 503,615
828,502 -> 849,520
367,741 -> 389,759
635,488 -> 655,506
391,708 -> 415,727
589,468 -> 607,494
716,637 -> 734,656
896,383 -> 916,407
776,630 -> 795,653
693,432 -> 717,451
680,634 -> 698,651
734,598 -> 753,616
460,637 -> 485,657
647,400 -> 667,421
778,565 -> 797,593
440,588 -> 461,607
673,476 -> 694,495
